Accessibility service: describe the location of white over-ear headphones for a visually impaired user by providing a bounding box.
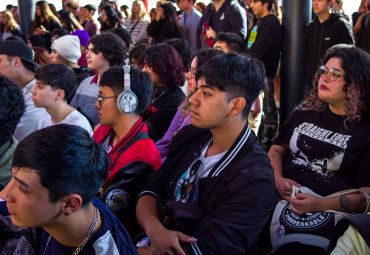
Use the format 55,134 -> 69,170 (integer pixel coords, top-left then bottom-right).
117,62 -> 138,113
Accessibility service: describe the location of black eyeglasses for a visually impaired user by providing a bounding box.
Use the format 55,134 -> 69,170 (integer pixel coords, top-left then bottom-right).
180,159 -> 201,199
97,94 -> 117,106
318,65 -> 345,82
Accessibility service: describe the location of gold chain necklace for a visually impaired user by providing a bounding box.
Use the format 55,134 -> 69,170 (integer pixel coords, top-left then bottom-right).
42,206 -> 100,255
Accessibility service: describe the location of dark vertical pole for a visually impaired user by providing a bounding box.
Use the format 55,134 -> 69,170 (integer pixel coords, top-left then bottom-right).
18,0 -> 35,36
280,0 -> 312,122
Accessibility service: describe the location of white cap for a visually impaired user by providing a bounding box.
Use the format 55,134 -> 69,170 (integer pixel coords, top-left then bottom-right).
51,35 -> 81,64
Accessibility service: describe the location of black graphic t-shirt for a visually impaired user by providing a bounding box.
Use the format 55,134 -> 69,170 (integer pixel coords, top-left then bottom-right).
273,107 -> 370,196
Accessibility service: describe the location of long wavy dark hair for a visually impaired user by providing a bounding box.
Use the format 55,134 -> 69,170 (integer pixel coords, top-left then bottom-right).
302,44 -> 370,127
31,1 -> 61,32
100,5 -> 120,31
141,43 -> 185,88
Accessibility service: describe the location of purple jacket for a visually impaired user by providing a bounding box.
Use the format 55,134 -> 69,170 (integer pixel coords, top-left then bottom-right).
155,104 -> 191,162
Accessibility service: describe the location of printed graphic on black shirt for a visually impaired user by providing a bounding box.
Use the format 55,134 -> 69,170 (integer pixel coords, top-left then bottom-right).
289,122 -> 351,177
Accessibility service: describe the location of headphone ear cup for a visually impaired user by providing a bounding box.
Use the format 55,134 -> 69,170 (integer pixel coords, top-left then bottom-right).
117,90 -> 138,113
117,91 -> 125,113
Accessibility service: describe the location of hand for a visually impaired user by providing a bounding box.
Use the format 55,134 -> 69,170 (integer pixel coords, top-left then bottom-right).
155,7 -> 163,21
33,26 -> 46,35
275,176 -> 300,201
206,26 -> 216,39
148,227 -> 197,255
288,193 -> 324,214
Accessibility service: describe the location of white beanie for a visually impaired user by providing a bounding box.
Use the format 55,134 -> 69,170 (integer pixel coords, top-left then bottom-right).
51,35 -> 81,64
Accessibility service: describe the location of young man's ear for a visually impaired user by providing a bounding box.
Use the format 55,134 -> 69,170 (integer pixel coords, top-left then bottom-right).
55,89 -> 66,101
61,194 -> 83,215
229,97 -> 246,116
12,56 -> 22,68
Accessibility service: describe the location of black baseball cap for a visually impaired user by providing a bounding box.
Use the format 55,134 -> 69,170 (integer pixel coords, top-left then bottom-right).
0,40 -> 40,72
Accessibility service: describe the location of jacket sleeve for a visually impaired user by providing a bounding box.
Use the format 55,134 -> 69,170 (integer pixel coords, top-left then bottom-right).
184,164 -> 276,255
228,3 -> 248,40
335,18 -> 355,45
101,161 -> 155,216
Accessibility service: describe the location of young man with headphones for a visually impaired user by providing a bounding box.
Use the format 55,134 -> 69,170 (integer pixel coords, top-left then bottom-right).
93,64 -> 161,238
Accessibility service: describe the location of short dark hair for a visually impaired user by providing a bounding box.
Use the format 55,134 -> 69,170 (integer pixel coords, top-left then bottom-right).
0,76 -> 25,145
260,0 -> 273,10
164,38 -> 191,72
89,32 -> 127,67
215,32 -> 245,54
12,125 -> 110,206
50,29 -> 69,40
196,48 -> 223,69
195,54 -> 265,117
129,43 -> 150,67
99,66 -> 153,115
141,43 -> 185,87
110,27 -> 131,50
34,64 -> 77,101
84,4 -> 97,14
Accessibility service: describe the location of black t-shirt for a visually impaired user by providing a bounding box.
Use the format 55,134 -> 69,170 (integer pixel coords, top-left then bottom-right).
273,107 -> 370,196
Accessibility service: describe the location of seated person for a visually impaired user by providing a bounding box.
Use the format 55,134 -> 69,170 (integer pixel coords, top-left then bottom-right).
140,43 -> 186,142
70,32 -> 127,128
269,45 -> 370,254
93,65 -> 161,237
136,54 -> 275,254
31,64 -> 93,135
49,34 -> 91,87
0,40 -> 47,141
155,48 -> 222,162
213,31 -> 245,54
213,31 -> 263,136
0,125 -> 138,254
0,76 -> 25,190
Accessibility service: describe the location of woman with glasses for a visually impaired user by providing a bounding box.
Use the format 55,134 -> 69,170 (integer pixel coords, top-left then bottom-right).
155,48 -> 222,162
268,44 -> 370,254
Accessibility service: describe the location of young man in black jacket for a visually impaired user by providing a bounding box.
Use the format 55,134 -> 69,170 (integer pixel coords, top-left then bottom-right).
304,0 -> 354,90
136,54 -> 276,255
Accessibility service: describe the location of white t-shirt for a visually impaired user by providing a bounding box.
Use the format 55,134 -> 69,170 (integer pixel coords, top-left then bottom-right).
14,80 -> 47,141
38,109 -> 93,136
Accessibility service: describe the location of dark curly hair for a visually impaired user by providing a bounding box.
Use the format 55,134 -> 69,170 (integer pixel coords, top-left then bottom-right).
89,32 -> 127,66
141,43 -> 185,87
302,44 -> 370,127
0,76 -> 25,145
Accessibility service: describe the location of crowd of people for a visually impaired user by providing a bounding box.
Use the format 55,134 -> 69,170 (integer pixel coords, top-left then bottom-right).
0,0 -> 370,254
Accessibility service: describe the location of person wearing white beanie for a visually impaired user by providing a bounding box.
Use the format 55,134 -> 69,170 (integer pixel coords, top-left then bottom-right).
50,35 -> 81,64
50,34 -> 91,90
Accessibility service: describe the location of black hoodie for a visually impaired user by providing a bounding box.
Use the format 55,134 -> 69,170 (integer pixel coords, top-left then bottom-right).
304,13 -> 354,86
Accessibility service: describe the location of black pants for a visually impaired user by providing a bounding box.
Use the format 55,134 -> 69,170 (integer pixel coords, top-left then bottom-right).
259,77 -> 279,151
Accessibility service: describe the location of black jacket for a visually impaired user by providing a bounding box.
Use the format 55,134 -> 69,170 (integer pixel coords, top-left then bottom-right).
140,125 -> 276,255
304,13 -> 354,85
